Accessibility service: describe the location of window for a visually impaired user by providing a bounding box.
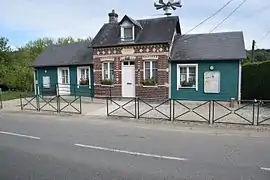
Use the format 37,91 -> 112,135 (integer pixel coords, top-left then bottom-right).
144,61 -> 157,81
121,26 -> 134,41
61,69 -> 69,84
77,67 -> 90,86
124,27 -> 133,40
102,62 -> 114,80
177,64 -> 198,90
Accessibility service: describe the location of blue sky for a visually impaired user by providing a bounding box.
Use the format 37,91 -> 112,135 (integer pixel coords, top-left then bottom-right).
1,0 -> 269,50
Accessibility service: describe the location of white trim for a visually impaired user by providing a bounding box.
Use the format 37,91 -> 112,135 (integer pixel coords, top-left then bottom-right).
169,30 -> 177,57
169,63 -> 171,98
120,21 -> 135,41
93,52 -> 169,58
142,56 -> 159,60
143,60 -> 157,80
58,67 -> 70,85
177,64 -> 198,91
77,66 -> 91,88
102,62 -> 114,80
100,58 -> 114,62
238,60 -> 242,101
33,70 -> 37,95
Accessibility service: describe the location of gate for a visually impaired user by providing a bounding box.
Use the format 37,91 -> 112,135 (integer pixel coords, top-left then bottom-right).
212,100 -> 256,125
106,97 -> 137,118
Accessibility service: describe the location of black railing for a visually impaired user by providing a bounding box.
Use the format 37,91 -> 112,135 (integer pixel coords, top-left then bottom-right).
257,100 -> 270,126
212,100 -> 256,125
106,97 -> 137,118
106,97 -> 270,126
173,100 -> 211,123
138,98 -> 171,120
20,94 -> 82,114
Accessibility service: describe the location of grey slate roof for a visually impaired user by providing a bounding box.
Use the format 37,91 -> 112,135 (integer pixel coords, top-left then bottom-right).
91,16 -> 180,47
171,31 -> 246,61
119,15 -> 142,29
32,41 -> 93,67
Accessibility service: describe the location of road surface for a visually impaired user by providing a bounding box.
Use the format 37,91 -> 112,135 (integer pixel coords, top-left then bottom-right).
0,112 -> 269,179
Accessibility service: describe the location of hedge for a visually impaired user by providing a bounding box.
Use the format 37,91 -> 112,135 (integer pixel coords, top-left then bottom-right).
242,60 -> 270,100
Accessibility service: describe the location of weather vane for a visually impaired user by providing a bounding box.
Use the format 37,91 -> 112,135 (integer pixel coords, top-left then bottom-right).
154,0 -> 182,16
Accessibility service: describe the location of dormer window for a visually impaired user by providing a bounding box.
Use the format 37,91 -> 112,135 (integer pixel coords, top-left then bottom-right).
121,24 -> 134,41
123,27 -> 133,41
119,15 -> 142,42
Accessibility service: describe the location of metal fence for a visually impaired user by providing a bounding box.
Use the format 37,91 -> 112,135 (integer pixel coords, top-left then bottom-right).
20,94 -> 82,114
106,97 -> 270,126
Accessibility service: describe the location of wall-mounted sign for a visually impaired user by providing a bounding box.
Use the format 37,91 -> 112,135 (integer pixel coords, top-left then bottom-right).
204,71 -> 220,94
121,48 -> 135,55
43,76 -> 51,89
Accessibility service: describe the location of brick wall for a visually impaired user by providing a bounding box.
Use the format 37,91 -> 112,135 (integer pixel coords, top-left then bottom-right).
93,44 -> 170,99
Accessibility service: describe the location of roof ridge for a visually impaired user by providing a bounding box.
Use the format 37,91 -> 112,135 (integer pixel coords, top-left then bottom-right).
136,15 -> 179,22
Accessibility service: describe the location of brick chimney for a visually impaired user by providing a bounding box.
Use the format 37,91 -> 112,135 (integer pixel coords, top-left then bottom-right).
108,9 -> 118,23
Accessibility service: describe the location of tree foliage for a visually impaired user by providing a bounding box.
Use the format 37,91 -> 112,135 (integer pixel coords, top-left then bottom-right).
245,49 -> 270,62
0,36 -> 91,91
242,60 -> 270,100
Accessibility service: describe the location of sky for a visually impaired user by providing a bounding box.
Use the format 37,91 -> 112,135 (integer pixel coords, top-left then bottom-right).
1,0 -> 269,50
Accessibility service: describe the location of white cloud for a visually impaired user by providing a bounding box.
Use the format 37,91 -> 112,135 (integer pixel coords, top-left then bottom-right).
1,0 -> 270,49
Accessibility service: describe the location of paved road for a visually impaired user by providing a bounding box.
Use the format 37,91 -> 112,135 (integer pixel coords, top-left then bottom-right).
0,112 -> 269,179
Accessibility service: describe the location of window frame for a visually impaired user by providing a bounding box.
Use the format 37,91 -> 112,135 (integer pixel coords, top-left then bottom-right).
177,64 -> 198,91
102,61 -> 114,81
143,60 -> 157,81
120,24 -> 135,42
77,66 -> 91,88
61,69 -> 69,85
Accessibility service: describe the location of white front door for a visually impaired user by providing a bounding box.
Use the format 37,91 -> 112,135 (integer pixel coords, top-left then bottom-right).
57,67 -> 70,95
122,61 -> 135,97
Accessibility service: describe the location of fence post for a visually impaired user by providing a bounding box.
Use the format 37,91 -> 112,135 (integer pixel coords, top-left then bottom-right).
211,101 -> 215,124
56,84 -> 60,113
20,94 -> 23,110
169,99 -> 172,121
36,94 -> 40,112
79,96 -> 82,114
137,97 -> 140,119
172,99 -> 175,122
256,100 -> 261,126
209,101 -> 212,124
252,99 -> 257,125
106,97 -> 109,116
0,88 -> 2,109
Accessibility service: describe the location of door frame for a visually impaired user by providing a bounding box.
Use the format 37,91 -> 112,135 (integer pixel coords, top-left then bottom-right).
57,67 -> 70,95
121,61 -> 136,97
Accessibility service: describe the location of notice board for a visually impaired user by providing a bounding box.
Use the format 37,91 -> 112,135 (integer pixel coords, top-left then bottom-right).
204,71 -> 220,94
43,76 -> 51,88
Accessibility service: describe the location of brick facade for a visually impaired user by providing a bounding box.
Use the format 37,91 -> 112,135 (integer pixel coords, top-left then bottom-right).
93,44 -> 170,99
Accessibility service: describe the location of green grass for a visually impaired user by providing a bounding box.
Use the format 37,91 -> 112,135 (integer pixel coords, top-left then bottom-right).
0,91 -> 23,101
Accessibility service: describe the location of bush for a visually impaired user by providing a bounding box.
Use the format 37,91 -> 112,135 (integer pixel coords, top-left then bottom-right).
242,60 -> 270,100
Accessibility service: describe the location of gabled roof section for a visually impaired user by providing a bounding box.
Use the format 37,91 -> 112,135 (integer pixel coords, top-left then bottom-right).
91,16 -> 180,48
32,41 -> 93,68
119,15 -> 142,29
171,31 -> 246,61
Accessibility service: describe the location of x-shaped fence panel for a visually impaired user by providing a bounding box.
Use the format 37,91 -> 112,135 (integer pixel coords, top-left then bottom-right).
213,100 -> 256,125
173,100 -> 211,123
106,97 -> 137,118
138,98 -> 171,120
257,100 -> 270,126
